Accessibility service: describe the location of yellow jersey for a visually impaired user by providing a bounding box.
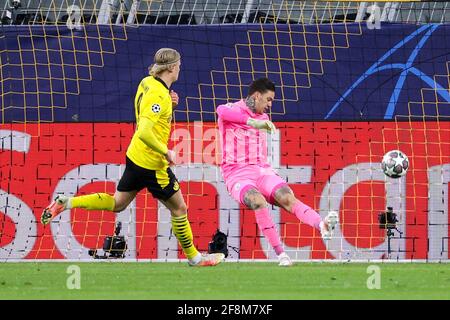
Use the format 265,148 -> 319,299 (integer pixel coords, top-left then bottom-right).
126,76 -> 173,170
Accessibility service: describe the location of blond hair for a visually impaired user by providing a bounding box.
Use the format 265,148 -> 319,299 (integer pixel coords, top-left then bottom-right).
148,48 -> 181,77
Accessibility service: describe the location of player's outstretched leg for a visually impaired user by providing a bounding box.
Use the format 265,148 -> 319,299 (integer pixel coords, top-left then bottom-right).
320,211 -> 339,240
41,193 -> 116,225
292,201 -> 339,241
41,195 -> 69,225
273,186 -> 340,241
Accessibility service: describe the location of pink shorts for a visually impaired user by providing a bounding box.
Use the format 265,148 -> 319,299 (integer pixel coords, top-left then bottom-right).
224,165 -> 288,205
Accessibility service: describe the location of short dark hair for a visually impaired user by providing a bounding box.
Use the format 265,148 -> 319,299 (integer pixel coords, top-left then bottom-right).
248,77 -> 276,96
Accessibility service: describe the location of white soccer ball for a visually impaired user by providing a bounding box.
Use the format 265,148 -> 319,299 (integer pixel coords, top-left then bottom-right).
381,150 -> 409,178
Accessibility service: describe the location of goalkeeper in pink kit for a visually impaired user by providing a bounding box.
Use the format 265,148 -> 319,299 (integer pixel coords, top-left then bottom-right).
217,78 -> 339,266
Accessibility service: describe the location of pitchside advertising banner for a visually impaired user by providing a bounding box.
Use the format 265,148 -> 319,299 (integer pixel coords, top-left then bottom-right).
1,24 -> 449,122
0,23 -> 449,260
0,122 -> 449,260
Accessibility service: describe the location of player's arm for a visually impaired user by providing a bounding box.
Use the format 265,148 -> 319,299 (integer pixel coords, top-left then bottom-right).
217,104 -> 275,133
170,90 -> 179,109
136,92 -> 173,161
137,119 -> 175,165
247,118 -> 276,133
216,104 -> 250,124
137,117 -> 168,155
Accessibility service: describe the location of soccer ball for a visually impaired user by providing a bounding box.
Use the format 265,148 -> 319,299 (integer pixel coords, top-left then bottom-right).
381,150 -> 409,178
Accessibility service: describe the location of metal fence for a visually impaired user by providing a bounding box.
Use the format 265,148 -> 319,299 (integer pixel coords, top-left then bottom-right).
1,0 -> 450,25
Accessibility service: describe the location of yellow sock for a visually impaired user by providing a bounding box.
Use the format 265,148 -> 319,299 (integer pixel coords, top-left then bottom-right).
171,214 -> 199,260
70,193 -> 115,211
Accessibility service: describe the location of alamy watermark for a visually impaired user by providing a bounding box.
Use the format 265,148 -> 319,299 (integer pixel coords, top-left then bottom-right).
366,4 -> 381,30
171,122 -> 276,166
66,5 -> 82,30
366,265 -> 381,289
66,265 -> 81,289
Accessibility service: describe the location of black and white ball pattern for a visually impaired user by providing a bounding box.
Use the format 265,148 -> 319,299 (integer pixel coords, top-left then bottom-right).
381,150 -> 409,178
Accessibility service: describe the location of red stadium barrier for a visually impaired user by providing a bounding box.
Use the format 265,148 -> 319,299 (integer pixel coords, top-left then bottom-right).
0,122 -> 448,260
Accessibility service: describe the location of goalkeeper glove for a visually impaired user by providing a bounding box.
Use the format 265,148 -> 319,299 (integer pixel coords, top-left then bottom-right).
246,118 -> 276,133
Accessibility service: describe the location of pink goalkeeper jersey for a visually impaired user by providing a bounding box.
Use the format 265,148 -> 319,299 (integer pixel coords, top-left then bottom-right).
217,99 -> 270,179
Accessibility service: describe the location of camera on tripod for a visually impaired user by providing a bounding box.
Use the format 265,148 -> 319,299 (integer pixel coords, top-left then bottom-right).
208,229 -> 229,258
378,207 -> 398,230
378,207 -> 402,257
88,222 -> 127,259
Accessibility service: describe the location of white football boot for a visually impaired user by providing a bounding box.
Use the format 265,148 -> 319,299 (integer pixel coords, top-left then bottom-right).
320,211 -> 339,241
278,252 -> 293,267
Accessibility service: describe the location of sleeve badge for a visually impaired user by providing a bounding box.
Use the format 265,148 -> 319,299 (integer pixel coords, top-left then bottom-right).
151,104 -> 161,113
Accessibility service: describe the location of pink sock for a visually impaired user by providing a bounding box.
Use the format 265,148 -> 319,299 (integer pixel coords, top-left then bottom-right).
292,201 -> 322,230
255,207 -> 284,255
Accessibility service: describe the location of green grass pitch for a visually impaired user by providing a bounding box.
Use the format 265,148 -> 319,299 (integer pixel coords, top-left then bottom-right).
0,262 -> 449,300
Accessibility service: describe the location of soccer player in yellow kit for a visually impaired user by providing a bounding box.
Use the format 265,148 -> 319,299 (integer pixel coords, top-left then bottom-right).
41,48 -> 224,267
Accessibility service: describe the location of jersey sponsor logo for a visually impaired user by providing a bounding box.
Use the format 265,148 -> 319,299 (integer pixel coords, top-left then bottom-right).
173,181 -> 180,191
151,104 -> 161,113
